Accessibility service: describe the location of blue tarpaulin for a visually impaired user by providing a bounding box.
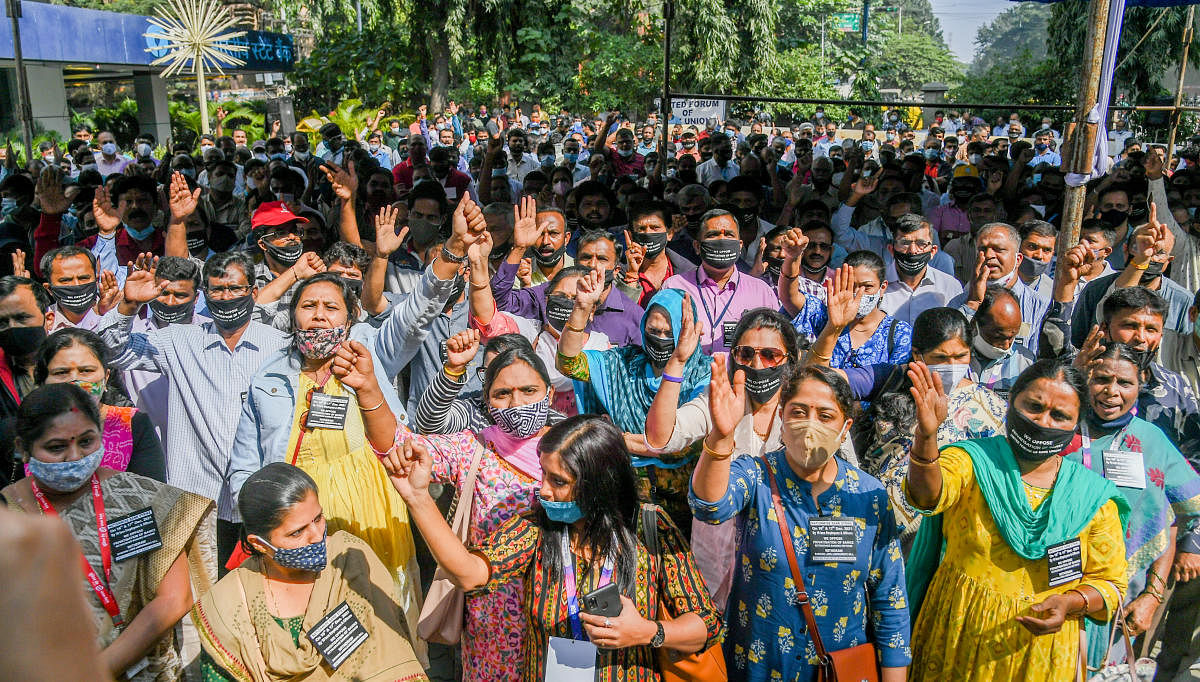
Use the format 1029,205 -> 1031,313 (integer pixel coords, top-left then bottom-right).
0,1 -> 294,71
1016,0 -> 1199,7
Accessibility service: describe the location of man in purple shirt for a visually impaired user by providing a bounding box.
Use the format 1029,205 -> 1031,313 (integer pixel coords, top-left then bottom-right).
661,209 -> 782,354
490,202 -> 644,345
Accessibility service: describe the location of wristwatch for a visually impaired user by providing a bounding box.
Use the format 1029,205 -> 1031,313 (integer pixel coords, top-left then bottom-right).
440,245 -> 467,264
650,620 -> 665,648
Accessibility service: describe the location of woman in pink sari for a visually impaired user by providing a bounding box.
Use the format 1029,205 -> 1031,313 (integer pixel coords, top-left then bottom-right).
36,329 -> 165,481
393,338 -> 558,682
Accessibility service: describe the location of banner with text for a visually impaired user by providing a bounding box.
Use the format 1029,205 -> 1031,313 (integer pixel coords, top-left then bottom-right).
666,98 -> 727,126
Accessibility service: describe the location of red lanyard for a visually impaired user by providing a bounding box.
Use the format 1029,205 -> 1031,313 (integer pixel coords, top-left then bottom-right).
31,475 -> 123,627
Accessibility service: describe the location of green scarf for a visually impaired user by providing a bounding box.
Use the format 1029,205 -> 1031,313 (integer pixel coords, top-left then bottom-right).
906,436 -> 1130,623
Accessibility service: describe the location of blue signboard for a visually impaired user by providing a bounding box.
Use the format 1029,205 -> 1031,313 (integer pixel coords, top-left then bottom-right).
0,1 -> 294,71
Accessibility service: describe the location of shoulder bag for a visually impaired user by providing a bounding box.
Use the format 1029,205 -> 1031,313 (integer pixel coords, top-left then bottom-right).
765,456 -> 880,682
640,504 -> 727,682
417,441 -> 486,645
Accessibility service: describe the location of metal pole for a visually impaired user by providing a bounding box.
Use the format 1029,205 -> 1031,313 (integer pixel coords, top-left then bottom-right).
861,0 -> 870,46
355,0 -> 362,34
7,0 -> 33,164
1059,0 -> 1113,256
898,6 -> 903,34
659,0 -> 672,183
820,16 -> 826,80
1166,5 -> 1195,171
197,64 -> 209,134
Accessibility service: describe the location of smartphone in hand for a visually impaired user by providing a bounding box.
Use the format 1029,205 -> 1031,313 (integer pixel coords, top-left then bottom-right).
583,583 -> 622,618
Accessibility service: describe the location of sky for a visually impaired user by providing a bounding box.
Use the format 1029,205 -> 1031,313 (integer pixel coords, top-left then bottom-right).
929,0 -> 1016,63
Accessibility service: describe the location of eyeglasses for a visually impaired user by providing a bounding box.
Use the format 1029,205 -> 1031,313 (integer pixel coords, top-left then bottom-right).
731,346 -> 789,367
207,284 -> 252,296
894,239 -> 933,250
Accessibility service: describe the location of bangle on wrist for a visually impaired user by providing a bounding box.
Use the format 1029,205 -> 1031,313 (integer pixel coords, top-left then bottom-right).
360,397 -> 386,412
1067,588 -> 1094,615
909,454 -> 940,466
1133,260 -> 1150,270
565,321 -> 588,334
702,441 -> 734,461
440,245 -> 468,264
469,279 -> 490,290
661,373 -> 683,383
443,364 -> 467,378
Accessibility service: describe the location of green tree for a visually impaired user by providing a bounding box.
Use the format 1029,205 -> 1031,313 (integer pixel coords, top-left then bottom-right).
1049,1 -> 1200,104
866,31 -> 962,95
970,4 -> 1051,75
950,51 -> 1073,121
290,25 -> 423,114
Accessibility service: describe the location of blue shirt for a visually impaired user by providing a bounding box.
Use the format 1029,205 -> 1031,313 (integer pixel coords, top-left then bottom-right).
1031,150 -> 1062,167
690,451 -> 911,680
790,296 -> 913,369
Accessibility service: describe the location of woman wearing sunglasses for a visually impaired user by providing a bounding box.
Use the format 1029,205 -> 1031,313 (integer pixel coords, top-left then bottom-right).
644,307 -> 798,609
557,281 -> 712,533
227,273 -> 425,655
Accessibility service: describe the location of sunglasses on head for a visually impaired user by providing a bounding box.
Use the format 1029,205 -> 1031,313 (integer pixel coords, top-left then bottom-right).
731,345 -> 788,367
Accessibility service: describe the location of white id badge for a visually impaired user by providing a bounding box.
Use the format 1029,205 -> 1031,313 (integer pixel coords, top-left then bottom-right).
545,636 -> 597,681
1103,449 -> 1146,489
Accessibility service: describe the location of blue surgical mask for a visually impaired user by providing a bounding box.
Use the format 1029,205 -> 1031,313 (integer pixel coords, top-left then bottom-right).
124,223 -> 156,241
100,142 -> 118,156
26,445 -> 105,493
1,197 -> 16,217
541,497 -> 583,524
563,152 -> 579,165
491,168 -> 508,178
539,154 -> 555,167
258,532 -> 328,572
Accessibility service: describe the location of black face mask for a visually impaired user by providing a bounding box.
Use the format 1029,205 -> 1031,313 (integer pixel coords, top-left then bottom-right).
544,294 -> 574,332
764,255 -> 784,282
1128,345 -> 1157,372
1099,209 -> 1129,228
264,241 -> 303,266
1129,206 -> 1149,224
186,235 -> 208,256
1018,257 -> 1051,279
50,282 -> 98,314
1005,406 -> 1075,462
631,231 -> 669,259
0,325 -> 46,359
1139,260 -> 1166,285
148,299 -> 195,326
533,243 -> 566,267
951,190 -> 974,204
893,250 -> 932,275
699,238 -> 741,270
643,332 -> 675,367
206,294 -> 255,331
341,276 -> 365,297
734,361 -> 786,403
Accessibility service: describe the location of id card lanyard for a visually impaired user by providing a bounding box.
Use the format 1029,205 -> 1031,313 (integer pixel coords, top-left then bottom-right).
31,475 -> 124,628
560,532 -> 614,641
695,270 -> 735,339
1079,421 -> 1132,470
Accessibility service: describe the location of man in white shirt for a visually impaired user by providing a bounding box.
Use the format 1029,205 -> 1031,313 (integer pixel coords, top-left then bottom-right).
696,134 -> 740,186
880,215 -> 963,325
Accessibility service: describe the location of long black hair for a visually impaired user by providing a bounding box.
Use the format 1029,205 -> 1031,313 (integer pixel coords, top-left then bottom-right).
238,462 -> 319,556
482,346 -> 551,400
35,328 -> 125,406
15,383 -> 101,450
536,415 -> 640,594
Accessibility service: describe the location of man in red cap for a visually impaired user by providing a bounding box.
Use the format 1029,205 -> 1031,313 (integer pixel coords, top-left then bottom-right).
250,200 -> 310,292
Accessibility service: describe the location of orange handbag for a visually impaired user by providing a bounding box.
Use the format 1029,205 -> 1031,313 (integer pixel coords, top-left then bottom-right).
765,458 -> 880,682
639,505 -> 727,682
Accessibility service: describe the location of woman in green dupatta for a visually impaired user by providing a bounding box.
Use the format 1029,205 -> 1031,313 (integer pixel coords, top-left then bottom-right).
556,279 -> 711,530
903,359 -> 1130,682
1063,343 -> 1200,669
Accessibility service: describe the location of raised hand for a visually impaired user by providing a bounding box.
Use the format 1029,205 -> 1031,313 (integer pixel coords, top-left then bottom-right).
331,339 -> 378,392
851,173 -> 879,198
322,161 -> 358,202
92,186 -> 121,234
907,361 -> 948,439
707,354 -> 746,440
168,171 -> 200,221
511,195 -> 541,249
749,237 -> 768,277
1055,243 -> 1093,290
215,106 -> 228,122
517,258 -> 533,288
381,438 -> 433,502
967,257 -> 989,304
824,264 -> 864,330
122,267 -> 162,305
96,270 -> 120,314
293,252 -> 326,280
624,229 -> 646,276
1073,325 -> 1107,371
444,328 -> 481,371
373,204 -> 409,257
986,169 -> 1004,195
781,227 -> 809,263
466,227 -> 493,271
34,167 -> 70,215
669,293 -> 700,367
10,249 -> 28,279
573,268 -> 605,312
132,252 -> 159,275
448,193 -> 487,258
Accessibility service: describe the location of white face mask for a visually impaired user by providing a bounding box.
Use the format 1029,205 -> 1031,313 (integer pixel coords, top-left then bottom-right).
856,291 -> 881,318
969,153 -> 982,165
972,332 -> 1010,361
926,363 -> 971,391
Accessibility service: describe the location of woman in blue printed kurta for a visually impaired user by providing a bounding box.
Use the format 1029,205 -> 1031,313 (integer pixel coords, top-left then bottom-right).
690,362 -> 911,681
790,251 -> 913,370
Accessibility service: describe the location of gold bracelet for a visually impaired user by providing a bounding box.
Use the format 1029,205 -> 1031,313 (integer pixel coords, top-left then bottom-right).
469,280 -> 491,290
810,350 -> 832,362
1147,568 -> 1167,589
1133,261 -> 1150,270
565,322 -> 588,333
1141,588 -> 1164,604
360,398 -> 386,412
443,364 -> 466,378
702,441 -> 734,461
1067,588 -> 1094,614
909,455 -> 941,467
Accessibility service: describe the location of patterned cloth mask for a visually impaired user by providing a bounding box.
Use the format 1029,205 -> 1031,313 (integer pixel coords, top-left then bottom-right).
294,326 -> 349,360
259,532 -> 328,572
26,445 -> 104,492
488,395 -> 550,438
